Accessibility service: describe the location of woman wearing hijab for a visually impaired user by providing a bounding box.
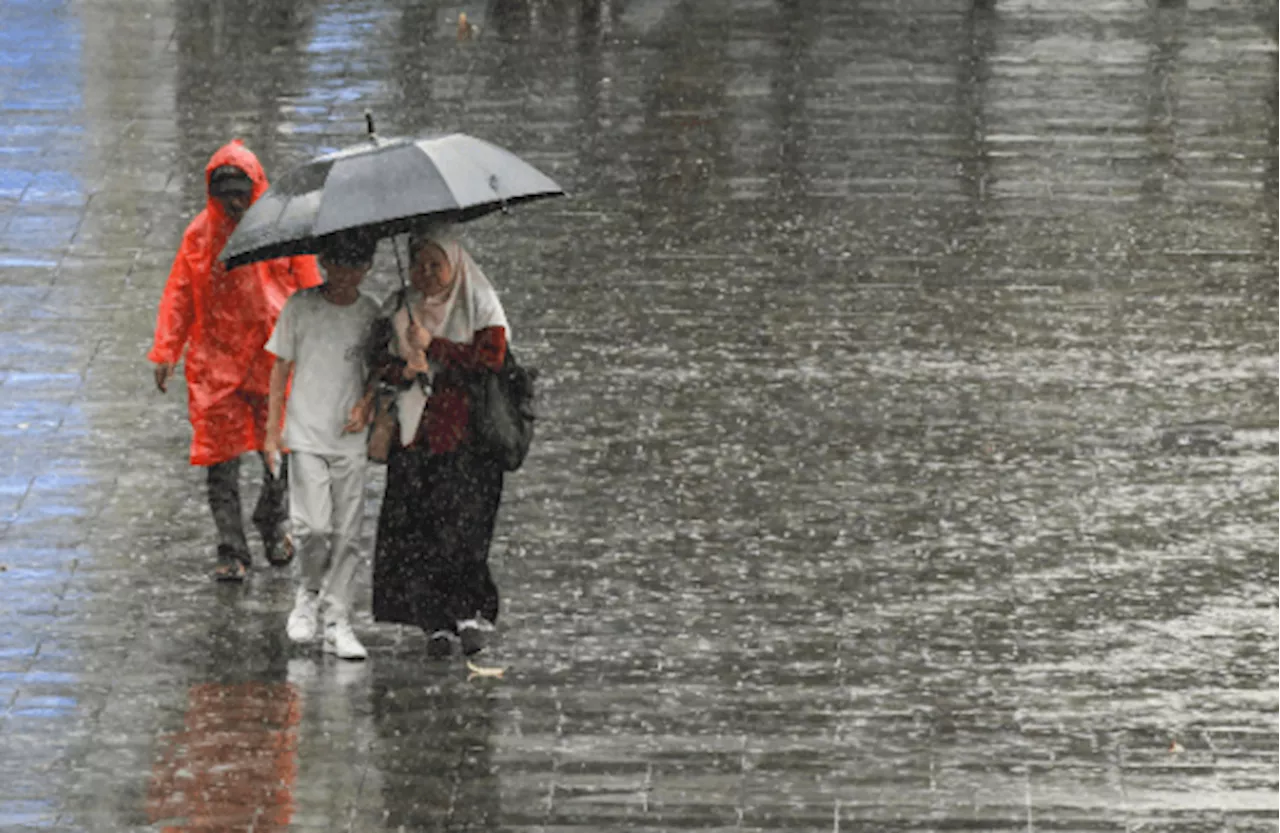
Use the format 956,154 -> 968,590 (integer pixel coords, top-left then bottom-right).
368,223 -> 509,658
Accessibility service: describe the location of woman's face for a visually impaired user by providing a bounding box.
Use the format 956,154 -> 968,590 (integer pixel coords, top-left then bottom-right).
410,241 -> 453,296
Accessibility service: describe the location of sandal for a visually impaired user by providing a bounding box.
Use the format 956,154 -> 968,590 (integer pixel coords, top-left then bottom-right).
213,559 -> 248,582
213,545 -> 250,582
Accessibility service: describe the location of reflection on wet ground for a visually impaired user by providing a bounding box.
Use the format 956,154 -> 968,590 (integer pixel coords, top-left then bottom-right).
0,0 -> 1275,830
146,681 -> 300,831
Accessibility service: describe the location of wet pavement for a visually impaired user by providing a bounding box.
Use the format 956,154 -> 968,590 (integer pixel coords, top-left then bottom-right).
0,0 -> 1277,830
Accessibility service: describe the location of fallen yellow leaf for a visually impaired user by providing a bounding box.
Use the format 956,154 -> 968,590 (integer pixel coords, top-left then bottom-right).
466,660 -> 504,680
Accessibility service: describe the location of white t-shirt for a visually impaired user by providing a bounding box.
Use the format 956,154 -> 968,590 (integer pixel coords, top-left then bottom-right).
265,286 -> 380,457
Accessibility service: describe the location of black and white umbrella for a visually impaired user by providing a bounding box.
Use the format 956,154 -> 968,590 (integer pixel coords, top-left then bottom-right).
220,129 -> 564,268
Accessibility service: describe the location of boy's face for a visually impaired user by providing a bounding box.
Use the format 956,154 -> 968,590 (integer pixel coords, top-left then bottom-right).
209,166 -> 254,224
320,256 -> 371,291
216,193 -> 252,224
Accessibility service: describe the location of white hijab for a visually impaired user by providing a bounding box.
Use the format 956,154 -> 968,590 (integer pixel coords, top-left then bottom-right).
385,224 -> 509,447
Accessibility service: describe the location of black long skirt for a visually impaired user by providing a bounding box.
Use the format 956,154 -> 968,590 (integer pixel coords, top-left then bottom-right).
372,444 -> 504,634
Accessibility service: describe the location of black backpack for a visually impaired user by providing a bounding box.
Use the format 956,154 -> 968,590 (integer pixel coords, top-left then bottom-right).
469,350 -> 537,472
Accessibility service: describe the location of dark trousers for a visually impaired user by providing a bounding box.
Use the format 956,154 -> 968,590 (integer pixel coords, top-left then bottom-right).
207,452 -> 287,560
372,446 -> 503,634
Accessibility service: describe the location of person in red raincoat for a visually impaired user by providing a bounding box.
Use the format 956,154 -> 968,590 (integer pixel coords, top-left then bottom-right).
148,140 -> 321,581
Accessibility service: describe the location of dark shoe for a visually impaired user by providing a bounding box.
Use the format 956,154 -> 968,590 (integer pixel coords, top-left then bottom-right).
426,630 -> 455,659
213,544 -> 250,582
458,621 -> 485,657
262,528 -> 294,567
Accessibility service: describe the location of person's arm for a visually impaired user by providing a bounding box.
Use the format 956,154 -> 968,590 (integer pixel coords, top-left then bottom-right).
363,313 -> 415,387
265,357 -> 292,474
427,325 -> 507,372
346,345 -> 377,435
262,296 -> 298,473
148,241 -> 197,392
345,390 -> 375,434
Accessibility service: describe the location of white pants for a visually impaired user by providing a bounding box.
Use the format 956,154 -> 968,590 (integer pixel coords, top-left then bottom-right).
287,451 -> 366,616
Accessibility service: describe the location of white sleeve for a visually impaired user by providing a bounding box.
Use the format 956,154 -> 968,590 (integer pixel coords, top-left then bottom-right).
473,283 -> 510,339
265,295 -> 297,361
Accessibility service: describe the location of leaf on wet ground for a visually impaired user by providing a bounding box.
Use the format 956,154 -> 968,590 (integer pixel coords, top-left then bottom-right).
466,660 -> 505,680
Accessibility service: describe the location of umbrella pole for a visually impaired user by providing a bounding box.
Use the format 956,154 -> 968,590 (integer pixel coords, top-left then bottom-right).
391,233 -> 415,325
391,232 -> 430,394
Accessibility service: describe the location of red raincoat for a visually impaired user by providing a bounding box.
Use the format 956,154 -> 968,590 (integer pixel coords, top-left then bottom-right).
148,140 -> 321,466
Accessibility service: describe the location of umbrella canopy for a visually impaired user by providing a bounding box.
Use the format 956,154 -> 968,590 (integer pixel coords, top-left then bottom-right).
220,132 -> 564,268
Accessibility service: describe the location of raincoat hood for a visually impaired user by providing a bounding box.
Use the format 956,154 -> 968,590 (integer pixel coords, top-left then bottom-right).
204,140 -> 269,227
177,140 -> 272,288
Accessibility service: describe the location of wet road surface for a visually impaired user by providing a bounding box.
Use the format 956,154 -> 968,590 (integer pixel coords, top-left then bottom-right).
0,0 -> 1276,830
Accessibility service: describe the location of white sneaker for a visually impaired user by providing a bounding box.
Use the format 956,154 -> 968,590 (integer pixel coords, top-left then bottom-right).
286,589 -> 320,643
324,619 -> 368,661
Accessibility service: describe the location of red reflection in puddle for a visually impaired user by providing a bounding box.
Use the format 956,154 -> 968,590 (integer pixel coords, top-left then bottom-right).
146,682 -> 300,832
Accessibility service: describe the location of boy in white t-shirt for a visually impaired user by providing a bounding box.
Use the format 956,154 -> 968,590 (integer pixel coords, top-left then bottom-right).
265,230 -> 381,660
